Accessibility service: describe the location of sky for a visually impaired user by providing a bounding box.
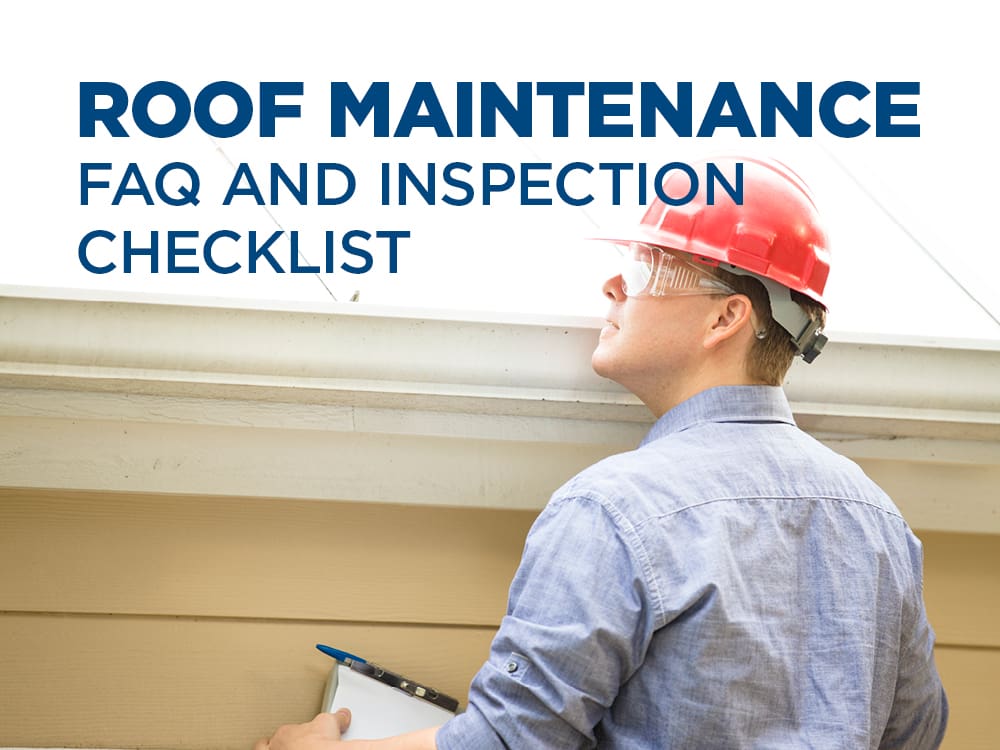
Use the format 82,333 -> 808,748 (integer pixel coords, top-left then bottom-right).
3,0 -> 998,341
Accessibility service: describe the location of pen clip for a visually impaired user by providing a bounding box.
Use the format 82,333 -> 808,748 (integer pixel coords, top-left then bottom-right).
316,643 -> 367,664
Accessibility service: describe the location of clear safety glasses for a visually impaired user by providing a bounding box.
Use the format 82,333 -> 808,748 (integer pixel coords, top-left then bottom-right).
616,242 -> 736,298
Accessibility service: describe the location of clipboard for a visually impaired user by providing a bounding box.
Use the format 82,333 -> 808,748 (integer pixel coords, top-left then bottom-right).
317,644 -> 459,739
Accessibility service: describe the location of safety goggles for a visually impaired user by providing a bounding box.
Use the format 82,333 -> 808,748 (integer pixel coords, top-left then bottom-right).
615,242 -> 736,298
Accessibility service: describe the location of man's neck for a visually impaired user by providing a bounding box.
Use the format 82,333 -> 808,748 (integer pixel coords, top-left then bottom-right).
640,366 -> 759,419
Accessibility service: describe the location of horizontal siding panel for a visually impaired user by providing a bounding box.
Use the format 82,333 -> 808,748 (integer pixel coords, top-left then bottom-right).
0,612 -> 493,750
0,488 -> 537,627
936,646 -> 1000,749
4,491 -> 998,649
919,530 -> 1000,649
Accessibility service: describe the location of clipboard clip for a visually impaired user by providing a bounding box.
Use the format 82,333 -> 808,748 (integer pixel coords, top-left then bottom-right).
316,643 -> 460,713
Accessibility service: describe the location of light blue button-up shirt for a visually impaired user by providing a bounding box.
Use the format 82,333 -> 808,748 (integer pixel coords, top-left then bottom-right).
436,385 -> 947,749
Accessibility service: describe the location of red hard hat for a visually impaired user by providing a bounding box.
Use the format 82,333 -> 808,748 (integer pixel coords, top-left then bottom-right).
594,155 -> 831,362
612,156 -> 830,307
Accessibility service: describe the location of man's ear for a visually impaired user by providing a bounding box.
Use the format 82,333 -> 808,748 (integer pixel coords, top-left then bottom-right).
703,294 -> 754,351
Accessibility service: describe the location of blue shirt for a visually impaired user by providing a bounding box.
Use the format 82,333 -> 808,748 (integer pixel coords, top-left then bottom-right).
436,385 -> 947,749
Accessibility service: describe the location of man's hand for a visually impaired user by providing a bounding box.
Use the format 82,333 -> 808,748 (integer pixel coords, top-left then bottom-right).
255,709 -> 352,750
254,710 -> 439,750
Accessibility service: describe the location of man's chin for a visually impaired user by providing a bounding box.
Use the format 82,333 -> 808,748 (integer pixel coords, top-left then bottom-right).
591,347 -> 615,380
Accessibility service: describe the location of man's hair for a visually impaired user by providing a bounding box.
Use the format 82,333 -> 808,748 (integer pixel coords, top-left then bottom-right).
711,265 -> 827,385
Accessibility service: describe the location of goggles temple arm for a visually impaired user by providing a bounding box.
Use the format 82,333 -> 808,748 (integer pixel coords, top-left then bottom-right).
720,265 -> 828,363
638,245 -> 737,296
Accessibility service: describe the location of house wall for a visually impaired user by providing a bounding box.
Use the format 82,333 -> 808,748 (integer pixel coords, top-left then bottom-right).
1,486 -> 997,750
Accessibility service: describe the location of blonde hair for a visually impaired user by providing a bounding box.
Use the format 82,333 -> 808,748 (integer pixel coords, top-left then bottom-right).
713,266 -> 827,385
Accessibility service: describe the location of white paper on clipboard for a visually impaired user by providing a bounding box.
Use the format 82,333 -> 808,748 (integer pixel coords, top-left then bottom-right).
320,661 -> 458,740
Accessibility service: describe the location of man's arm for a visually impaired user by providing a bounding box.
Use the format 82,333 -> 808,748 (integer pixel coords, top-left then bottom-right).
879,534 -> 949,749
255,709 -> 439,750
435,493 -> 657,749
878,619 -> 948,749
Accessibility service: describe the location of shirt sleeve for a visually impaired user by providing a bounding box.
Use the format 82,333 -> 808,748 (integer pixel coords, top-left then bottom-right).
879,532 -> 949,749
436,493 -> 658,750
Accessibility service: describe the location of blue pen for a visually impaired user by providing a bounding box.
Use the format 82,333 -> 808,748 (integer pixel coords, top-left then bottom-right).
316,643 -> 367,664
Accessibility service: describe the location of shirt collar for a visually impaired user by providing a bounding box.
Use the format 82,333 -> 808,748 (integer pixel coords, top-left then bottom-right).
640,385 -> 796,447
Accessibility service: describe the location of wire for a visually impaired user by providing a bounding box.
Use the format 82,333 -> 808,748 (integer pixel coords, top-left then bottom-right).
208,137 -> 341,302
821,144 -> 1000,330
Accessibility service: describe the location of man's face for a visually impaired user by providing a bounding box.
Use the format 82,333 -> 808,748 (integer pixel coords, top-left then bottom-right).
591,271 -> 722,400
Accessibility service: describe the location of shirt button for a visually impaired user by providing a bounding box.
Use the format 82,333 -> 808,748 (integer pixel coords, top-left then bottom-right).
505,660 -> 519,673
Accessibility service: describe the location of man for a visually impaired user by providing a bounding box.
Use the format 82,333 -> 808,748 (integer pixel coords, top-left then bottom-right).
258,156 -> 948,749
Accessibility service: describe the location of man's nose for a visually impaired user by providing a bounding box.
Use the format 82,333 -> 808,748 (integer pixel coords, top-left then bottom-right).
603,274 -> 627,302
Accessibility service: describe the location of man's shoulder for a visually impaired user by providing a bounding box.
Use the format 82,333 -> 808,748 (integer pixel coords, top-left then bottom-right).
552,419 -> 904,526
547,440 -> 714,524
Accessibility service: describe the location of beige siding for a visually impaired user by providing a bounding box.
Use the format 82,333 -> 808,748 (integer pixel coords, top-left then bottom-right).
0,489 -> 533,626
0,613 -> 496,750
921,531 -> 1000,650
921,531 -> 1000,749
1,488 -> 997,748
